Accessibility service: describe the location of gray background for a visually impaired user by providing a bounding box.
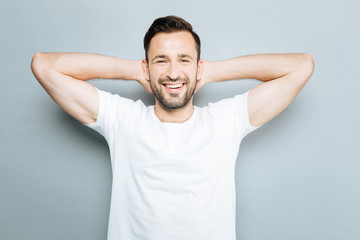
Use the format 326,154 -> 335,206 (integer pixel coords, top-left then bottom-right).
1,0 -> 359,239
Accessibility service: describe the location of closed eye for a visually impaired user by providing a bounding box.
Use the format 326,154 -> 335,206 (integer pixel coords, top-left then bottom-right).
152,55 -> 168,64
178,54 -> 194,63
180,59 -> 190,63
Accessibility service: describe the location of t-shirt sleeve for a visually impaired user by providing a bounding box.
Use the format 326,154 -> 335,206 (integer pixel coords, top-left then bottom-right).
233,90 -> 260,138
85,88 -> 137,141
207,90 -> 260,144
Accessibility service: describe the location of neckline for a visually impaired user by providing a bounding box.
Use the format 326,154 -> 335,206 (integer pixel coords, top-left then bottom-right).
150,106 -> 198,126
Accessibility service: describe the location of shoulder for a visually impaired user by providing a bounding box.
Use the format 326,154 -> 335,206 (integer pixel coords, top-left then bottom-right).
198,91 -> 258,136
202,92 -> 249,117
87,88 -> 147,132
97,89 -> 146,111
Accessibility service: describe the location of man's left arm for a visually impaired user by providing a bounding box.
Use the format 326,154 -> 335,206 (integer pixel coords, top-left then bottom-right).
197,53 -> 315,127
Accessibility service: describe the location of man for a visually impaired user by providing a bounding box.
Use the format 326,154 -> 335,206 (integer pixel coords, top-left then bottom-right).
31,16 -> 314,240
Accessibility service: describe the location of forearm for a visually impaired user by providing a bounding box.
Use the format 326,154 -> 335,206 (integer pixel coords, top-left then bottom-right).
206,53 -> 314,83
31,52 -> 142,81
206,53 -> 314,127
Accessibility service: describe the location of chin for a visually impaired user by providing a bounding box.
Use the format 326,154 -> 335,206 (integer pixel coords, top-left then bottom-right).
159,97 -> 192,110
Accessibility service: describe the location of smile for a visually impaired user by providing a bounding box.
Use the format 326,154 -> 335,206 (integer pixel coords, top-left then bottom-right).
162,82 -> 186,93
165,83 -> 183,89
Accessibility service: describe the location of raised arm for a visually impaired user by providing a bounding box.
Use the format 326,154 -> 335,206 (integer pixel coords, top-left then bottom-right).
31,53 -> 150,125
198,53 -> 314,127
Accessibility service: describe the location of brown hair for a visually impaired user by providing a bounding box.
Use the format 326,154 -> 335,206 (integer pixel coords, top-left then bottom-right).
143,15 -> 201,62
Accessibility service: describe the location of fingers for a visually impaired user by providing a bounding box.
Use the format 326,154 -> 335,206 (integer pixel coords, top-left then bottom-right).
139,80 -> 153,94
194,80 -> 204,93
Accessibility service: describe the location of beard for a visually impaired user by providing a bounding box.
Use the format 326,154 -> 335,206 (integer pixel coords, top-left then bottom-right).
150,76 -> 197,110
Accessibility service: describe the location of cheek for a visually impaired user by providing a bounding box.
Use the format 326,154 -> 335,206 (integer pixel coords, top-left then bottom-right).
148,70 -> 159,82
149,67 -> 165,79
184,67 -> 198,80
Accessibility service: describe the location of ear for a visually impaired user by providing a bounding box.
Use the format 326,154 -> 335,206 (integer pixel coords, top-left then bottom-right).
141,58 -> 150,81
196,59 -> 203,81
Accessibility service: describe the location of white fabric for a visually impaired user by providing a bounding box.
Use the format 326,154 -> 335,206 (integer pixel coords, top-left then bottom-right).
86,89 -> 259,240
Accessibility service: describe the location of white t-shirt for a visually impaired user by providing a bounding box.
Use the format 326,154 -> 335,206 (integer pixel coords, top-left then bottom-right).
87,89 -> 259,240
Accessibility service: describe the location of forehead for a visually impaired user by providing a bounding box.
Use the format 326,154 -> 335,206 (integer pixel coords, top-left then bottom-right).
148,31 -> 197,58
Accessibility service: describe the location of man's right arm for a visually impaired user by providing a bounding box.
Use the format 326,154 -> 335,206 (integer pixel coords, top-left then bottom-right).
31,53 -> 150,125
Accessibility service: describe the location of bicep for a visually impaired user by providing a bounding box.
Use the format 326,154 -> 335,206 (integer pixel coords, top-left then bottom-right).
33,65 -> 99,125
248,61 -> 314,127
247,77 -> 299,127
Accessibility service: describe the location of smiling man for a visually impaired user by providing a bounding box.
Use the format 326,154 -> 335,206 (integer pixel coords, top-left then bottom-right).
143,23 -> 203,122
31,16 -> 314,240
146,34 -> 197,110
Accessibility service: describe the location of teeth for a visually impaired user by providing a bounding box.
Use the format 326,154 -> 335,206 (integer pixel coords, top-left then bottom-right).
166,83 -> 183,89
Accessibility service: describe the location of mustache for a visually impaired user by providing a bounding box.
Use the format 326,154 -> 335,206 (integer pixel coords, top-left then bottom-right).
158,76 -> 189,84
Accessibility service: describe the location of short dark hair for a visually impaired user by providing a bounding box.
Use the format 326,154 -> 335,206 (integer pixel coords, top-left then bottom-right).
143,15 -> 201,62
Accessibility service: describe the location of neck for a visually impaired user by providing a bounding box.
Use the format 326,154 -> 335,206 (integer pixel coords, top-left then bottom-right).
154,100 -> 194,123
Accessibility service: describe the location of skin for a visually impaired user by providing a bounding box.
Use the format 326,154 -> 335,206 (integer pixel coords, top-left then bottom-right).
141,31 -> 203,122
31,31 -> 314,127
201,53 -> 314,126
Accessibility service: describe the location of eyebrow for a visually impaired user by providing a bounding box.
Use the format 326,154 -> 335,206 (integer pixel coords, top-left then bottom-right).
151,55 -> 167,62
178,54 -> 193,60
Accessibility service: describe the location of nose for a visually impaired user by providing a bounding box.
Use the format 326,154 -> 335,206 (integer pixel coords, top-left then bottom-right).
166,62 -> 181,80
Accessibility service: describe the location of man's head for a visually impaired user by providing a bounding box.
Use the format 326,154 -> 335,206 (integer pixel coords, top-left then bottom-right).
142,16 -> 203,111
144,15 -> 201,62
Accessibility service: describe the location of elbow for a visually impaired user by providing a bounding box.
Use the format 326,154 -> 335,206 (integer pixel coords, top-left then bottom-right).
293,53 -> 315,85
31,52 -> 51,82
31,52 -> 44,79
300,53 -> 315,77
31,52 -> 43,71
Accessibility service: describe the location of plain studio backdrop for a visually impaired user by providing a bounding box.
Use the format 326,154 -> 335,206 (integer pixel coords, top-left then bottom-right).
1,0 -> 359,239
